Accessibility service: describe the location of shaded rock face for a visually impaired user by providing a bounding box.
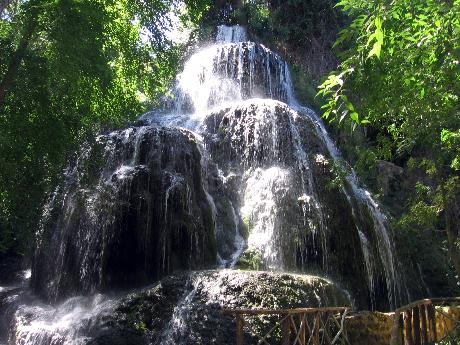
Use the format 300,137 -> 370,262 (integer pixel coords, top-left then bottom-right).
32,126 -> 217,302
377,160 -> 404,196
0,255 -> 27,286
201,100 -> 397,309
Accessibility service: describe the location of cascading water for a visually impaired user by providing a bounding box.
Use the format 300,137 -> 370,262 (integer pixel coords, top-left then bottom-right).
1,24 -> 408,345
163,24 -> 404,308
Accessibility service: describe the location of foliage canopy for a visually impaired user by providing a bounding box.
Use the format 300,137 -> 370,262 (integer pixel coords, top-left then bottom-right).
0,0 -> 210,254
318,0 -> 460,281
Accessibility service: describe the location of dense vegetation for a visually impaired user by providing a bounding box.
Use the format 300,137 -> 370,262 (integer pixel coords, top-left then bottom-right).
0,0 -> 209,255
317,0 -> 460,290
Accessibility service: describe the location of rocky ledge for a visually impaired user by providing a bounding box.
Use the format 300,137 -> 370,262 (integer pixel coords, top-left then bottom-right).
91,270 -> 350,345
2,270 -> 349,345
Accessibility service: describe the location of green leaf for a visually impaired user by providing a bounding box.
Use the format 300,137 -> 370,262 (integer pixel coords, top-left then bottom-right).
451,157 -> 460,170
368,42 -> 381,58
367,16 -> 384,59
350,112 -> 360,123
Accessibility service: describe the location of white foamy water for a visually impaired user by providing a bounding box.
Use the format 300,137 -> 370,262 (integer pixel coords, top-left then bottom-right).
8,294 -> 116,345
216,25 -> 247,43
241,167 -> 290,269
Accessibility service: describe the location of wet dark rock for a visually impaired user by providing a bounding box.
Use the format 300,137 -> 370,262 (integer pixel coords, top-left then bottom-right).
30,98 -> 405,311
87,329 -> 148,345
0,270 -> 350,345
201,100 -> 392,309
377,160 -> 404,196
32,127 -> 217,303
99,270 -> 350,345
0,254 -> 27,286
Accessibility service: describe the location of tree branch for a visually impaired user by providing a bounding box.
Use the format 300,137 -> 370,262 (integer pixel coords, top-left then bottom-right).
0,7 -> 38,105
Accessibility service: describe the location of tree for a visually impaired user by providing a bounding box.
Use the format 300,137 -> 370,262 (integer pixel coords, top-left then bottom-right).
318,0 -> 460,279
0,0 -> 210,255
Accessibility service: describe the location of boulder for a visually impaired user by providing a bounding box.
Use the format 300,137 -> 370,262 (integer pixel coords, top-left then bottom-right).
95,270 -> 351,345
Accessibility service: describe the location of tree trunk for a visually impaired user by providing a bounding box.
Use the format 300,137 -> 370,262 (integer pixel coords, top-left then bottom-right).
0,6 -> 38,105
445,198 -> 460,280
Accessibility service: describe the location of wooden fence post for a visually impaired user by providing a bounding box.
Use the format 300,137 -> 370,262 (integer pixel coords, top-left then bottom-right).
282,315 -> 291,345
412,307 -> 421,344
405,309 -> 414,345
419,305 -> 428,344
300,313 -> 306,345
236,314 -> 245,345
399,312 -> 405,345
305,314 -> 311,342
427,304 -> 437,342
313,312 -> 320,345
390,311 -> 403,345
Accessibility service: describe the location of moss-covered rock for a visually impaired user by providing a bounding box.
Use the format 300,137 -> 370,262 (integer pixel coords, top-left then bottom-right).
345,311 -> 394,345
94,270 -> 350,345
235,248 -> 263,270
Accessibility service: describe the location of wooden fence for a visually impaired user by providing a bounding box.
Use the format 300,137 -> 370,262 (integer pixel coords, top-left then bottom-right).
222,307 -> 351,345
224,297 -> 460,345
390,297 -> 460,345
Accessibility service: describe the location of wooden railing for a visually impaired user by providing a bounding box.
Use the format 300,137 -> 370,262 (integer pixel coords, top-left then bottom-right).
224,297 -> 460,345
390,297 -> 460,345
222,307 -> 351,345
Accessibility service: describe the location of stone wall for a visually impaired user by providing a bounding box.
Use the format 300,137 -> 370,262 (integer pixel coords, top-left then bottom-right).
345,306 -> 460,345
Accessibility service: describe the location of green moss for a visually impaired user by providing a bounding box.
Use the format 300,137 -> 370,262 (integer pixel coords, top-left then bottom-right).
290,65 -> 320,110
218,125 -> 228,137
134,320 -> 148,334
189,135 -> 197,144
326,161 -> 348,191
236,248 -> 263,270
241,215 -> 251,238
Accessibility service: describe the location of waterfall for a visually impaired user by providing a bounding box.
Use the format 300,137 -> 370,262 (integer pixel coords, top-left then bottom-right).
1,24 -> 409,345
289,103 -> 405,308
161,25 -> 404,307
